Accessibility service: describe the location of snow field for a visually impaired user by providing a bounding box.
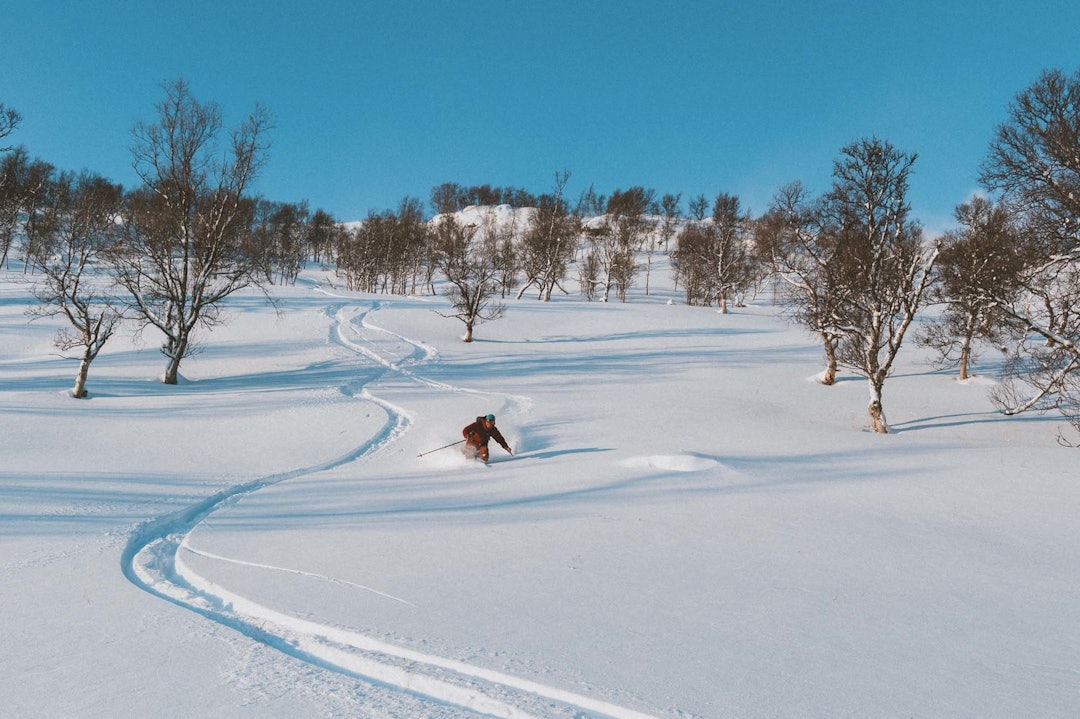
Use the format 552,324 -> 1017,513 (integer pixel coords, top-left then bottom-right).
2,265 -> 1079,718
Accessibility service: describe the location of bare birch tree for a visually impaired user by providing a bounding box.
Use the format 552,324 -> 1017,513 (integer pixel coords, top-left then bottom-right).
978,67 -> 1080,437
27,171 -> 126,398
517,171 -> 578,301
107,79 -> 271,384
918,197 -> 1020,379
757,181 -> 843,385
824,138 -> 939,433
432,214 -> 504,342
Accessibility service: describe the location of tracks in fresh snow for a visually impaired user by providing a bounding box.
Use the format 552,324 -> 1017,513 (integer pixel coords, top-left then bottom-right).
121,297 -> 654,719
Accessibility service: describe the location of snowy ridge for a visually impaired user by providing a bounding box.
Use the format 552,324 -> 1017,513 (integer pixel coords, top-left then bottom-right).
121,295 -> 656,719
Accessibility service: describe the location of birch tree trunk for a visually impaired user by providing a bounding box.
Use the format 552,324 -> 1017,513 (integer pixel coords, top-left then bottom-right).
868,378 -> 888,433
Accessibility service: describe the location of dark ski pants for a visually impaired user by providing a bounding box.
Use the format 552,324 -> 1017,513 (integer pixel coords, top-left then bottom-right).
464,440 -> 490,462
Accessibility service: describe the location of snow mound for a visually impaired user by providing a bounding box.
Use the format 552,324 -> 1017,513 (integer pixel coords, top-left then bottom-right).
619,454 -> 718,472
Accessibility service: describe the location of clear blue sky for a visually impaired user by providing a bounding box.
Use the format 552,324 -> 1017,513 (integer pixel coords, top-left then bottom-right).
4,1 -> 1080,232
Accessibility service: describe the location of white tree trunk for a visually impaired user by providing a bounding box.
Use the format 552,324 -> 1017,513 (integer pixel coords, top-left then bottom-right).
73,357 -> 90,399
868,380 -> 889,433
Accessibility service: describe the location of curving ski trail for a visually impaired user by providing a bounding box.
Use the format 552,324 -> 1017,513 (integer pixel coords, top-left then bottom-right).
331,300 -> 533,421
178,543 -> 417,607
122,296 -> 658,719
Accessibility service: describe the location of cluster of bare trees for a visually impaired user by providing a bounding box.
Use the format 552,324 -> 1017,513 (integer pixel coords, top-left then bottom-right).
431,182 -> 539,214
2,148 -> 54,268
4,106 -> 131,397
250,201 -> 337,286
343,65 -> 1080,439
759,139 -> 938,433
579,186 -> 655,302
4,81 -> 329,394
333,177 -> 570,319
673,193 -> 758,312
335,197 -> 432,294
972,69 -> 1080,436
879,68 -> 1080,439
5,67 -> 1080,439
755,69 -> 1080,437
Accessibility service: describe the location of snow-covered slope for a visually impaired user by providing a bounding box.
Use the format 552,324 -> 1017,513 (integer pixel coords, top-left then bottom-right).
1,256 -> 1077,718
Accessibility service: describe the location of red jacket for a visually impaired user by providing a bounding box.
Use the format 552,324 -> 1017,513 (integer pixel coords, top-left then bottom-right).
462,417 -> 509,449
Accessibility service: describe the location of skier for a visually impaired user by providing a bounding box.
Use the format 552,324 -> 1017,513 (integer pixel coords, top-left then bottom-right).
462,413 -> 512,462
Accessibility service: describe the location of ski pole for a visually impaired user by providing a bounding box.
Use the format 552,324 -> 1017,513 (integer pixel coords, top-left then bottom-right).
417,439 -> 465,458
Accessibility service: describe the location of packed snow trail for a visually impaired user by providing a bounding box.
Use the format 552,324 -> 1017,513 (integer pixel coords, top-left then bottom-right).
333,298 -> 533,415
122,297 -> 657,719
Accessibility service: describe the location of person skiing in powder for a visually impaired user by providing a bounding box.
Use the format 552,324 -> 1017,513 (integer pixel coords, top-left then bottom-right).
462,413 -> 512,462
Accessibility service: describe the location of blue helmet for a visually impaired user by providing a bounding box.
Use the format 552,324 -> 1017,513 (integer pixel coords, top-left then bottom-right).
485,413 -> 496,422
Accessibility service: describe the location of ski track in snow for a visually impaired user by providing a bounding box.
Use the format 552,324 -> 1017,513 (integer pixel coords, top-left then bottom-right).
121,293 -> 655,719
178,543 -> 417,607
